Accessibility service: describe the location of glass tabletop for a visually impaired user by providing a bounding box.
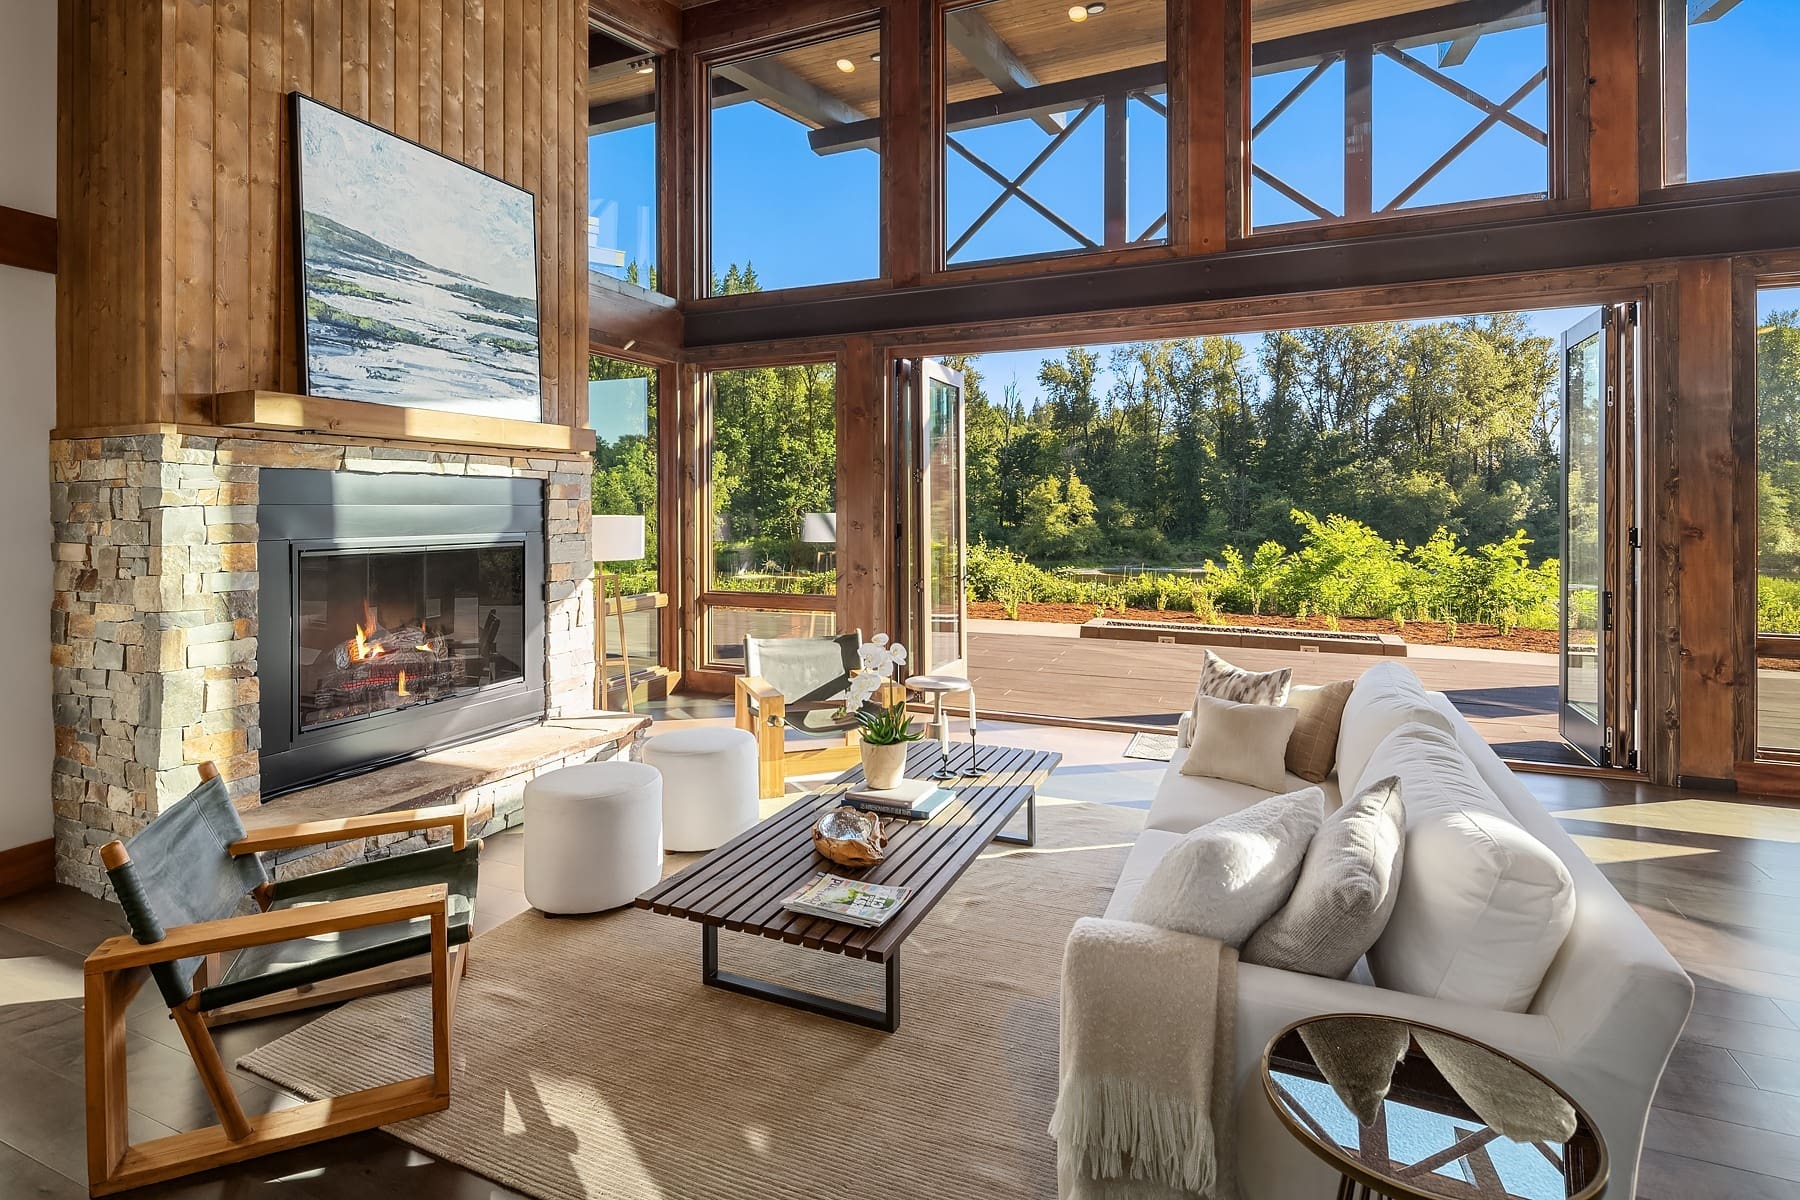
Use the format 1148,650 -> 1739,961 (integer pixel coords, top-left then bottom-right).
1263,1015 -> 1606,1200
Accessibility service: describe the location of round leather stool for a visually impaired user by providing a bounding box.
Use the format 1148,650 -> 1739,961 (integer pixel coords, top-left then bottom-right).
524,760 -> 662,914
643,726 -> 759,852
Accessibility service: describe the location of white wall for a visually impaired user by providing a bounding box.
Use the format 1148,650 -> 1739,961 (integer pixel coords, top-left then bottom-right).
0,0 -> 58,852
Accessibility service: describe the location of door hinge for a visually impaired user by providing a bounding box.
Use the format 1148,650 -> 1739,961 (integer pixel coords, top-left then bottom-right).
1628,747 -> 1640,771
1627,301 -> 1640,326
1603,727 -> 1615,767
1602,589 -> 1615,632
1627,525 -> 1642,549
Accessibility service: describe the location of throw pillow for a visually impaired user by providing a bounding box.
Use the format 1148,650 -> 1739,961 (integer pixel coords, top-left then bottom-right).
1335,661 -> 1455,795
1130,786 -> 1326,947
1363,722 -> 1577,1013
1285,679 -> 1354,783
1197,648 -> 1292,706
1180,693 -> 1301,792
1242,775 -> 1405,979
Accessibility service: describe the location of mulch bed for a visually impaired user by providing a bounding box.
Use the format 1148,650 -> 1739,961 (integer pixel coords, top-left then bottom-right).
968,601 -> 1561,655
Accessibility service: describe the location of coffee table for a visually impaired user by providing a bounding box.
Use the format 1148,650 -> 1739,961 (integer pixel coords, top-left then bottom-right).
635,740 -> 1060,1032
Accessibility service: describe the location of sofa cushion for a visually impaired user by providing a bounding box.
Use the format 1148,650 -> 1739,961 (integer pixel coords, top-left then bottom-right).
1104,829 -> 1186,919
1243,775 -> 1405,979
1364,722 -> 1577,1013
1180,694 -> 1301,792
1197,648 -> 1292,706
1130,787 -> 1326,948
1336,661 -> 1455,795
1146,755 -> 1337,835
1285,679 -> 1354,783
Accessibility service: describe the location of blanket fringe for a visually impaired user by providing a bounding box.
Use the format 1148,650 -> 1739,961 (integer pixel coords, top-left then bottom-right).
1051,1075 -> 1218,1195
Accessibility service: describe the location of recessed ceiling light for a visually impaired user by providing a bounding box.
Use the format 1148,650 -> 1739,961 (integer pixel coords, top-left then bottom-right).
1087,2 -> 1107,12
836,57 -> 856,73
634,60 -> 654,75
871,51 -> 882,62
1068,5 -> 1087,20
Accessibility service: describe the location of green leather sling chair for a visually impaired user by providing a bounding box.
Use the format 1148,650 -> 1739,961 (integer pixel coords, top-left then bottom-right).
733,630 -> 909,798
81,761 -> 479,1196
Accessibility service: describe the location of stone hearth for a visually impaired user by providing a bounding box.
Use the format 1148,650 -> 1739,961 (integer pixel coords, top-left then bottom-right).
50,432 -> 599,897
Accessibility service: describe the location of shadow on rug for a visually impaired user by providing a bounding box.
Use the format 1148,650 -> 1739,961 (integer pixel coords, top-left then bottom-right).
238,798 -> 1141,1200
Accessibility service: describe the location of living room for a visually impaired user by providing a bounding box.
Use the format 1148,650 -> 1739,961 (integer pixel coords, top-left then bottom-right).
2,1 -> 1799,1198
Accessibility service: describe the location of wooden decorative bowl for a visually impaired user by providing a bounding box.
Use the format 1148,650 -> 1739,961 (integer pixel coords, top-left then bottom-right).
812,806 -> 886,869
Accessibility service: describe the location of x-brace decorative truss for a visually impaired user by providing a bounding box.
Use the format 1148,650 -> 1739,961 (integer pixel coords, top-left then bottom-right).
947,87 -> 1168,263
1252,37 -> 1548,225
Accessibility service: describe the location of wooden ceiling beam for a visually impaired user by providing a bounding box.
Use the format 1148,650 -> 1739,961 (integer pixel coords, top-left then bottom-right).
944,7 -> 1064,136
683,189 -> 1800,347
714,54 -> 864,130
0,205 -> 56,275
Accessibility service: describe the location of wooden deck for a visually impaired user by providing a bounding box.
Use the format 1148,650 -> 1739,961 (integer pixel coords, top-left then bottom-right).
967,627 -> 1576,763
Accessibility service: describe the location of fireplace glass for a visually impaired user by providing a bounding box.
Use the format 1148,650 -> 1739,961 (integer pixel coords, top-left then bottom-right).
296,545 -> 527,731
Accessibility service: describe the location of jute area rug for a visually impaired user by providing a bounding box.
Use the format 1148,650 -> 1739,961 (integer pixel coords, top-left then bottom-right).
239,797 -> 1141,1200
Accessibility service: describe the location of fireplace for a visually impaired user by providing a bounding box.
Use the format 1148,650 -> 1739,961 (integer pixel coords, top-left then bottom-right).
258,469 -> 547,797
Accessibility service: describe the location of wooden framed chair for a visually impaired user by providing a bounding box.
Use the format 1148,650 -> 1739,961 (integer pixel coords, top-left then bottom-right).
733,630 -> 905,797
82,762 -> 478,1197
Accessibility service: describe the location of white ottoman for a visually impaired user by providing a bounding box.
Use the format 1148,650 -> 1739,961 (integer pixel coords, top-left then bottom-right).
643,726 -> 759,852
524,760 -> 662,914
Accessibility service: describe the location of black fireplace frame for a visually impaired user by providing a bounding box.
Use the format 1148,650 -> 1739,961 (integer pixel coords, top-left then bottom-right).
257,469 -> 547,798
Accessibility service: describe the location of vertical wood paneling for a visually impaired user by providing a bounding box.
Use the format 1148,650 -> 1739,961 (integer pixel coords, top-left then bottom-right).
503,0 -> 522,183
343,0 -> 370,115
441,0 -> 463,159
58,1 -> 586,434
395,0 -> 419,138
174,0 -> 216,409
462,0 -> 485,167
420,0 -> 443,143
249,0 -> 283,390
312,0 -> 341,106
485,0 -> 505,176
837,336 -> 887,637
1673,259 -> 1741,783
214,0 -> 252,404
371,0 -> 397,129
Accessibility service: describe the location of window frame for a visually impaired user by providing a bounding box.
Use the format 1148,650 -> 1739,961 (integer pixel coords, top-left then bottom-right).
1653,0 -> 1800,200
933,0 -> 1176,274
586,17 -> 672,297
695,15 -> 890,301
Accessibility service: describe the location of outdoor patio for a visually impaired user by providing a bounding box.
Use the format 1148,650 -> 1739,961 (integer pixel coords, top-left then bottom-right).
966,621 -> 1574,763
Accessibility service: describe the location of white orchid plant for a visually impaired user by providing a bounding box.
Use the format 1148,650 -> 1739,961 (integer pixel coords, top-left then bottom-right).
841,634 -> 921,746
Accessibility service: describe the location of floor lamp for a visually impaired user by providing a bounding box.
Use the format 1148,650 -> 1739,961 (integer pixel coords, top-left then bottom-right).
593,515 -> 646,714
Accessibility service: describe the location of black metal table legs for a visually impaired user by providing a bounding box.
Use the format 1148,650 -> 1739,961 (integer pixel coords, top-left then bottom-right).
701,924 -> 900,1032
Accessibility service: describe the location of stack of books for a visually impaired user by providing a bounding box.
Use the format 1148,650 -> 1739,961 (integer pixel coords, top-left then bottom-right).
781,874 -> 914,928
843,776 -> 955,820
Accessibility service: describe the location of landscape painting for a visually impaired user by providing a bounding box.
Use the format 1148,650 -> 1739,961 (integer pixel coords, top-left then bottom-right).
294,95 -> 542,421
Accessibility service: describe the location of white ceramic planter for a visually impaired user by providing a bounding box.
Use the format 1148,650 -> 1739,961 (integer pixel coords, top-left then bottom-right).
860,740 -> 908,790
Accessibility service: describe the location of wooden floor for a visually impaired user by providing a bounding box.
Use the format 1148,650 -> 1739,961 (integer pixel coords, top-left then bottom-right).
3,720 -> 1800,1197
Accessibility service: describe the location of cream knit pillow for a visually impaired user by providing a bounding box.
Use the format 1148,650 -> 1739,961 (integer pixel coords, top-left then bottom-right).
1180,693 -> 1301,792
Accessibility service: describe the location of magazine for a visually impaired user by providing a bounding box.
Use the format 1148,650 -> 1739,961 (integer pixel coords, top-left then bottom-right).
844,777 -> 955,820
781,873 -> 914,928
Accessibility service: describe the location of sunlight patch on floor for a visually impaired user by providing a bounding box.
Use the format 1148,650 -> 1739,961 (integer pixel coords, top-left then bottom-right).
0,954 -> 85,1004
1565,833 -> 1718,864
1554,798 -> 1800,843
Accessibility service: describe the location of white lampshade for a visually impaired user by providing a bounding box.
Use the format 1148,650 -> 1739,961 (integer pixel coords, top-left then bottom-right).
800,512 -> 837,544
593,514 -> 647,562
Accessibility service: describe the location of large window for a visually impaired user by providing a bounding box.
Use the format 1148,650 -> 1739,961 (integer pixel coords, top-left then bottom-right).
707,363 -> 838,592
1756,285 -> 1800,754
1666,1 -> 1800,185
1250,0 -> 1549,229
591,355 -> 663,689
942,0 -> 1168,266
587,26 -> 660,290
707,28 -> 882,294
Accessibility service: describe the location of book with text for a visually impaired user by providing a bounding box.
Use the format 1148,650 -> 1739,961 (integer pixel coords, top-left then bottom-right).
845,777 -> 955,820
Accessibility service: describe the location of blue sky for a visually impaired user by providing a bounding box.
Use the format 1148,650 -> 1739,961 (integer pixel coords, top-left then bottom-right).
585,1 -> 1800,403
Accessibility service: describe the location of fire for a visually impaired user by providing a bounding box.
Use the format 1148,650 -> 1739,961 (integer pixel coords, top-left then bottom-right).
351,624 -> 385,662
397,670 -> 410,697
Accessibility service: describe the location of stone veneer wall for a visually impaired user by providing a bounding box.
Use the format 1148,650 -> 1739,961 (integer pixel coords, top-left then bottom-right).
51,432 -> 597,897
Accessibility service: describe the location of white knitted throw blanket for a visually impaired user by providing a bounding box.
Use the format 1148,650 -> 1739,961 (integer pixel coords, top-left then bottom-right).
1051,917 -> 1238,1200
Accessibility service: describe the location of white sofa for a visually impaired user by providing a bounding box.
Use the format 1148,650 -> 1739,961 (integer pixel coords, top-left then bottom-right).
1100,669 -> 1693,1199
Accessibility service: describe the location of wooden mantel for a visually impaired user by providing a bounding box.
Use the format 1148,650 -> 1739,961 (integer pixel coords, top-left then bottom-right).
213,391 -> 598,454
